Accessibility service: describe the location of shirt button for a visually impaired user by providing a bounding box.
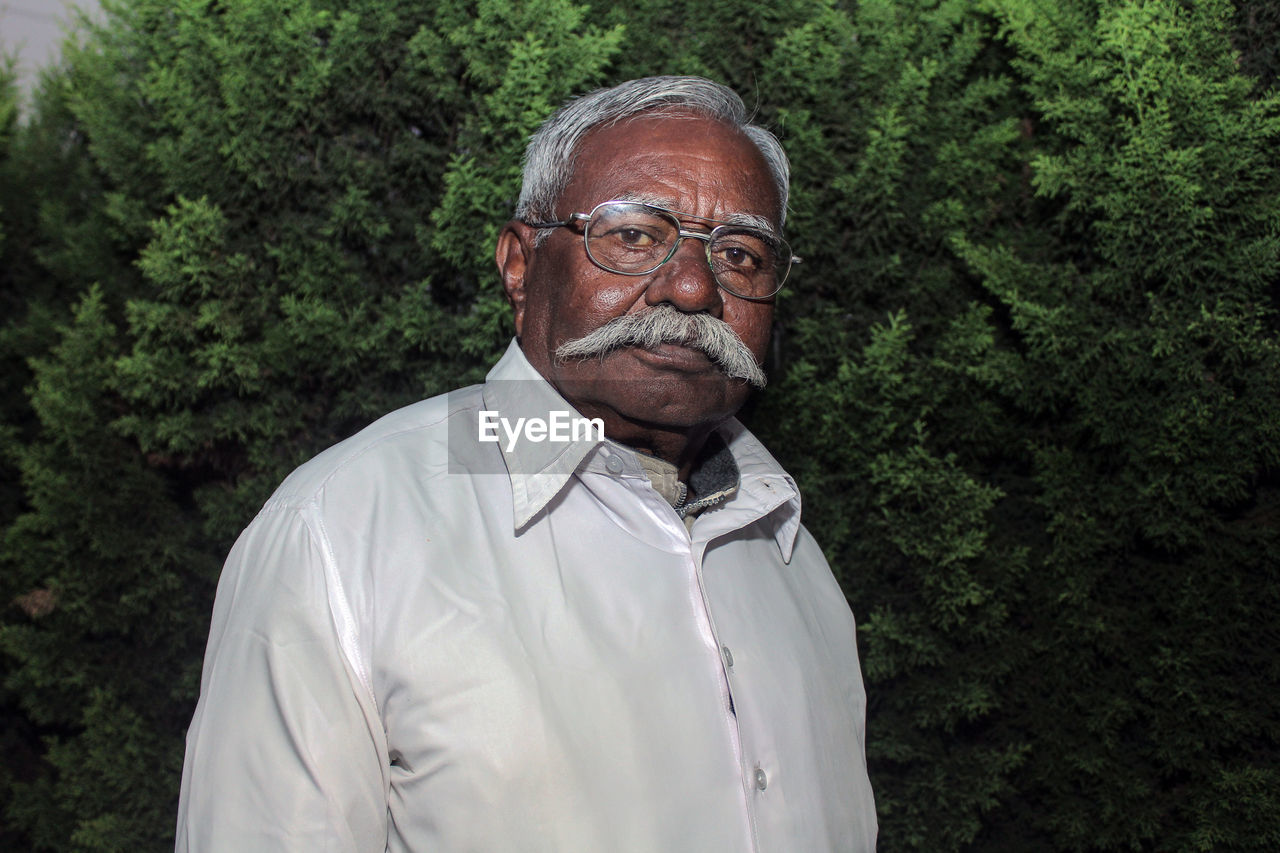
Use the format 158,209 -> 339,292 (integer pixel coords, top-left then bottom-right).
721,646 -> 734,668
604,455 -> 624,474
754,767 -> 768,791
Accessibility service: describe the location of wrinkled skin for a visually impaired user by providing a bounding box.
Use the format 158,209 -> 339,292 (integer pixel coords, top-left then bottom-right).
496,114 -> 780,474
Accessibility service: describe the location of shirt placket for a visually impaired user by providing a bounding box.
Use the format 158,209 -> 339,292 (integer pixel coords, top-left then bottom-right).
686,537 -> 761,853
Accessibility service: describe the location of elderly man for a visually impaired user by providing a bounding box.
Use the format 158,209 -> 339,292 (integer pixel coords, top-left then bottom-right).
176,76 -> 876,852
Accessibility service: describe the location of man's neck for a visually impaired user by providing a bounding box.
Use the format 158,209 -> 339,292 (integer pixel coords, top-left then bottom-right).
591,415 -> 717,482
622,432 -> 741,522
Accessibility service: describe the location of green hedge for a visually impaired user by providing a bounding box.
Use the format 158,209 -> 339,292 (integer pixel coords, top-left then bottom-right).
1,1 -> 1277,849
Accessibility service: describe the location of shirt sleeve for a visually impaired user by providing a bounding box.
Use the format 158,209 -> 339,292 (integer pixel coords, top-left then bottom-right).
176,501 -> 388,852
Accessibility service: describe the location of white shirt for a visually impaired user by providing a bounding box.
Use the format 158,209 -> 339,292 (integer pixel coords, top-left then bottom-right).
176,340 -> 877,852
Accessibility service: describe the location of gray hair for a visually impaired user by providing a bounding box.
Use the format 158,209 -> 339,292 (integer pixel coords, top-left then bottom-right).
515,76 -> 790,232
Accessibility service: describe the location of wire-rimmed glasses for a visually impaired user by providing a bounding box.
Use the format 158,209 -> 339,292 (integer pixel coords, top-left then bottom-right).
525,200 -> 798,301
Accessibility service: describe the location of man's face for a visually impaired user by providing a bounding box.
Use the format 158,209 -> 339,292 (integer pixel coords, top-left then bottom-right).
498,114 -> 781,437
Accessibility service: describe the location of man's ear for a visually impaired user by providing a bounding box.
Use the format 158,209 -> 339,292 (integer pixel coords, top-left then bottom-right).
496,222 -> 536,338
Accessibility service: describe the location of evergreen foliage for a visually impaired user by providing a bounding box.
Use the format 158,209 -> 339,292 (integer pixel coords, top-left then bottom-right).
0,0 -> 1276,850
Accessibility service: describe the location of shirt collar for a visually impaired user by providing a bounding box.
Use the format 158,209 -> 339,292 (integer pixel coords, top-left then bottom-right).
710,419 -> 803,562
483,339 -> 803,560
482,340 -> 603,530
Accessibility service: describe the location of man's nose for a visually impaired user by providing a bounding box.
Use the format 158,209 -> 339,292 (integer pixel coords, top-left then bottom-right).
643,238 -> 723,316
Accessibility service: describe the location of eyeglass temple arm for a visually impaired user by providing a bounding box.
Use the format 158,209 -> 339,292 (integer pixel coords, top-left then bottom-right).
523,212 -> 592,229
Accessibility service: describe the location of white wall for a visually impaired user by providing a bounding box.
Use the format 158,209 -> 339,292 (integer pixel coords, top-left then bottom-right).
1,0 -> 103,109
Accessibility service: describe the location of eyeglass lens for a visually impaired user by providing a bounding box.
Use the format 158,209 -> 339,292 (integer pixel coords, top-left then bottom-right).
584,203 -> 787,298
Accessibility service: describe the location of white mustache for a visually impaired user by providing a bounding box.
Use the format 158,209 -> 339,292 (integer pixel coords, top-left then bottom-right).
554,304 -> 767,389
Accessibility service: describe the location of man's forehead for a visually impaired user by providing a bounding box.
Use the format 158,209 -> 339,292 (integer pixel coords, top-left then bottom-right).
562,113 -> 782,222
609,191 -> 778,236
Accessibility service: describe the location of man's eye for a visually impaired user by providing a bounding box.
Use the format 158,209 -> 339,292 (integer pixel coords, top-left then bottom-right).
610,227 -> 657,247
715,244 -> 762,269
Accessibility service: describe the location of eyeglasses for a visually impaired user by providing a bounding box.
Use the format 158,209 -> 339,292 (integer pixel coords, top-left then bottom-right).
524,200 -> 798,301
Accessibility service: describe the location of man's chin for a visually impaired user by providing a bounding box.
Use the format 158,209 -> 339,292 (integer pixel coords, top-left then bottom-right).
552,361 -> 752,432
